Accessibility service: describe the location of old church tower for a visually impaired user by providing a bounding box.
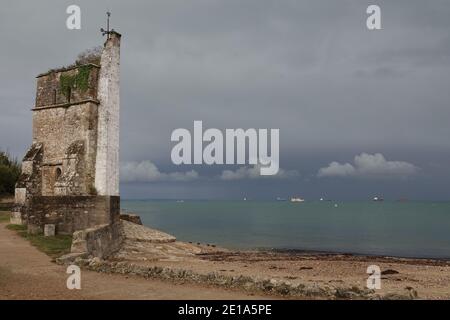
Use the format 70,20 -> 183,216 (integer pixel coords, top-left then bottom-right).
12,31 -> 122,236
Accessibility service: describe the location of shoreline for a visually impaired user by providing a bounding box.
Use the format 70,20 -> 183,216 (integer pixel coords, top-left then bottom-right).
199,248 -> 450,268
268,248 -> 450,264
166,238 -> 450,263
98,222 -> 450,299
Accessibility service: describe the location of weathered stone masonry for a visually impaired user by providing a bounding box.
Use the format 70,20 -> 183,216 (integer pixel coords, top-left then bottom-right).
12,32 -> 122,253
96,34 -> 121,196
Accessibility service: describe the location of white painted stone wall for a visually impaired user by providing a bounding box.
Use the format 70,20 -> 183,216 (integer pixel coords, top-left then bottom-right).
95,33 -> 121,196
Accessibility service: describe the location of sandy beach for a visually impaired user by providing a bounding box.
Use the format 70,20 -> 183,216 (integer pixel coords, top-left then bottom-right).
105,232 -> 450,300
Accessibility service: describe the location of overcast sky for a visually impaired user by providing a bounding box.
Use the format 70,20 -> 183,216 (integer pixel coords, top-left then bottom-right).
1,0 -> 450,200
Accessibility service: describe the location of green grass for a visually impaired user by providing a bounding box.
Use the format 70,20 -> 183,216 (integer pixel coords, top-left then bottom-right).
6,224 -> 72,259
0,211 -> 10,223
6,224 -> 25,231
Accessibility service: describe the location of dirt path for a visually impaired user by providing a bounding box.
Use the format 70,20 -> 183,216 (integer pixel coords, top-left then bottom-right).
0,222 -> 268,300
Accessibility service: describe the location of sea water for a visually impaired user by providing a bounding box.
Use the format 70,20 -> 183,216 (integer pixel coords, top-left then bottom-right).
121,200 -> 450,259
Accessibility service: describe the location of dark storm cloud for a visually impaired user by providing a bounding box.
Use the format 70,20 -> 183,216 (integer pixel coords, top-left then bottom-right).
1,0 -> 449,199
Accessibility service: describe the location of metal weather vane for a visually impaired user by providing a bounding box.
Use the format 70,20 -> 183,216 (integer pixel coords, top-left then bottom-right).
100,11 -> 115,39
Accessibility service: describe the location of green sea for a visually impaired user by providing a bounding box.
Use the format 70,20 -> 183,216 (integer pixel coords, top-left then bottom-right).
121,200 -> 450,259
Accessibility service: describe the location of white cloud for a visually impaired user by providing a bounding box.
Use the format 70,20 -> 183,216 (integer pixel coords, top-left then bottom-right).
317,162 -> 356,177
121,161 -> 199,182
318,153 -> 419,179
220,165 -> 299,181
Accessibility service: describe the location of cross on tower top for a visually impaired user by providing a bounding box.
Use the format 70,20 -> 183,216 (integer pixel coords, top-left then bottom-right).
100,11 -> 114,39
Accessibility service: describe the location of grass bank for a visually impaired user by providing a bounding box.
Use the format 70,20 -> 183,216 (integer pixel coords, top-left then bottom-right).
6,224 -> 72,259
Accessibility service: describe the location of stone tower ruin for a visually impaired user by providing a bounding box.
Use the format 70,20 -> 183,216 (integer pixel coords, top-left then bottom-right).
12,32 -> 122,237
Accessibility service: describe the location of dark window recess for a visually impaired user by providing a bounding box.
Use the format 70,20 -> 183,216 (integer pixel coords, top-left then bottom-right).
53,89 -> 57,104
55,167 -> 62,180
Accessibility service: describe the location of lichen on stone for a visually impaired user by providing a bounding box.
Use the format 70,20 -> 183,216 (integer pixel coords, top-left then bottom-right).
59,65 -> 94,99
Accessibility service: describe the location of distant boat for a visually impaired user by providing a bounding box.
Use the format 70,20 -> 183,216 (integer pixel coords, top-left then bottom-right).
243,197 -> 247,201
373,196 -> 384,202
276,197 -> 287,201
176,200 -> 185,203
290,197 -> 305,203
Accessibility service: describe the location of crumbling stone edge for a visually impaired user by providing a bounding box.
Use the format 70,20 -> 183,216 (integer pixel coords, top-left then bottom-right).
55,257 -> 416,300
69,221 -> 124,259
